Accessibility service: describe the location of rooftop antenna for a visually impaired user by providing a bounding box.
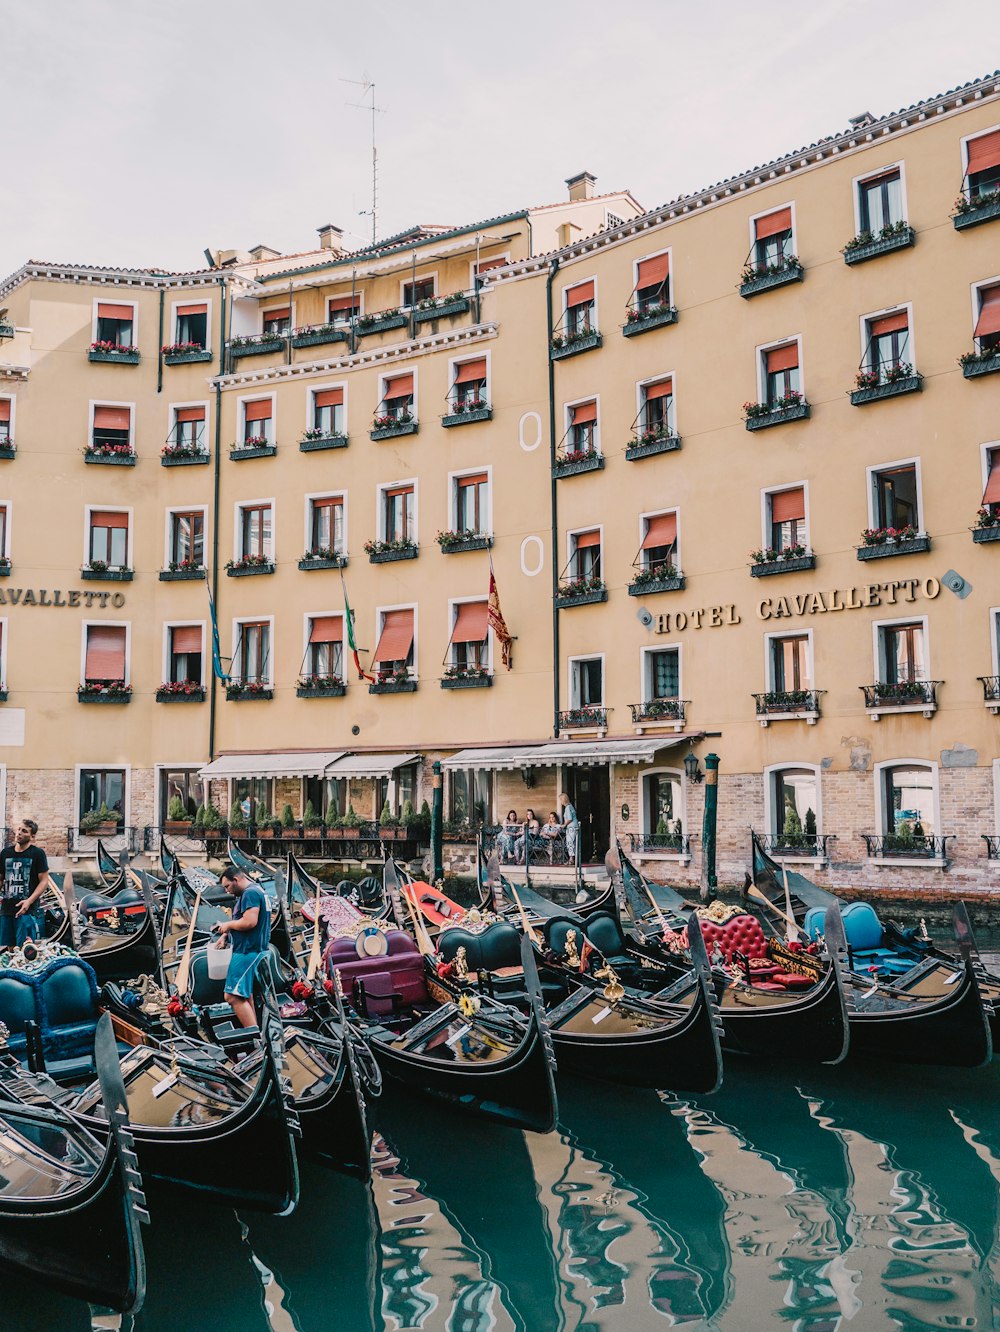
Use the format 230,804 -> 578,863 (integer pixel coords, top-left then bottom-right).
342,76 -> 384,245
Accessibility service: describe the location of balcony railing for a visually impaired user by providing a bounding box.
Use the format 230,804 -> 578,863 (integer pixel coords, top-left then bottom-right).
755,832 -> 834,860
147,822 -> 424,858
753,690 -> 824,723
862,833 -> 953,861
629,699 -> 687,727
481,823 -> 580,880
861,681 -> 940,718
559,706 -> 609,731
69,826 -> 140,856
983,835 -> 1000,860
979,676 -> 1000,711
626,832 -> 693,857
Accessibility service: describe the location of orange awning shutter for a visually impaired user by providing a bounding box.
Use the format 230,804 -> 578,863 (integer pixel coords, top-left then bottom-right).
575,530 -> 601,549
244,400 -> 272,422
309,615 -> 343,644
314,388 -> 344,408
755,208 -> 793,240
85,626 -> 126,679
642,513 -> 677,549
636,253 -> 669,287
984,454 -> 1000,505
177,303 -> 207,317
91,510 -> 129,530
373,609 -> 414,664
171,625 -> 202,654
968,129 -> 1000,174
97,302 -> 134,320
644,378 -> 672,400
0,402 -> 9,423
571,400 -> 597,425
176,406 -> 205,423
869,311 -> 909,337
766,344 -> 798,374
263,306 -> 290,322
975,285 -> 1000,339
93,406 -> 130,430
384,373 -> 414,400
457,471 -> 488,489
454,358 -> 487,385
770,488 -> 805,523
329,295 -> 357,313
566,281 -> 595,307
451,601 -> 489,643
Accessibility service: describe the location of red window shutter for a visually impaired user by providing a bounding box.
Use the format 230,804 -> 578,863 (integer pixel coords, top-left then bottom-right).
171,625 -> 202,654
85,626 -> 126,679
454,358 -> 487,385
175,406 -> 205,423
975,285 -> 1000,339
770,488 -> 805,523
385,485 -> 413,500
263,307 -> 290,322
575,530 -> 601,549
0,402 -> 10,424
644,378 -> 672,400
309,615 -> 343,644
384,373 -> 414,400
984,453 -> 1000,505
754,208 -> 793,240
566,281 -> 595,307
314,388 -> 344,408
636,254 -> 669,287
244,400 -> 272,422
93,406 -> 131,430
476,256 -> 507,274
968,129 -> 1000,174
861,169 -> 901,188
571,400 -> 597,425
372,609 -> 414,663
97,302 -> 134,320
91,510 -> 129,530
451,601 -> 489,643
766,344 -> 799,374
329,295 -> 357,314
869,311 -> 909,337
457,472 -> 488,489
176,303 -> 207,317
641,513 -> 677,549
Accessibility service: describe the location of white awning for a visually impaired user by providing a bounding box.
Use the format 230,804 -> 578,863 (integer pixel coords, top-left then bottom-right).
325,752 -> 423,779
443,735 -> 700,771
441,746 -> 547,772
199,751 -> 347,780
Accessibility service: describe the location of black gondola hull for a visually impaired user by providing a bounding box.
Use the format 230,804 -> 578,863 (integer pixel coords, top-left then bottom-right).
717,961 -> 849,1065
846,959 -> 992,1067
287,1030 -> 372,1179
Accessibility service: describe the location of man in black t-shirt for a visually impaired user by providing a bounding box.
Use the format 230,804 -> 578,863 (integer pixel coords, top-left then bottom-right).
0,819 -> 50,948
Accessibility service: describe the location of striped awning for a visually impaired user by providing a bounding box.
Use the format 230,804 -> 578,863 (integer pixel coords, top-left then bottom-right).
442,735 -> 701,770
199,751 -> 346,780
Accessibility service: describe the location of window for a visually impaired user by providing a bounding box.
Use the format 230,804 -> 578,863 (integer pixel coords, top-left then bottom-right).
402,277 -> 435,307
564,280 -> 595,336
302,775 -> 347,821
982,447 -> 1000,522
88,510 -> 129,568
768,634 -> 811,691
168,509 -> 204,567
328,294 -> 360,325
95,302 -> 135,348
448,600 -> 489,672
767,487 -> 807,551
752,208 -> 794,271
638,512 -> 677,573
878,621 -> 926,684
311,387 -> 344,437
451,357 -> 488,410
0,505 -> 8,561
571,656 -> 603,708
308,496 -> 344,555
570,530 -> 601,581
871,462 -> 920,530
372,608 -> 415,680
974,284 -> 1000,356
858,169 -> 904,233
167,624 -> 203,685
174,302 -> 208,348
84,624 -> 127,686
159,769 -> 200,821
474,256 -> 508,286
233,777 -> 274,819
763,343 -> 800,405
863,310 -> 911,382
639,378 -> 673,435
0,400 -> 11,445
379,373 -> 414,422
645,647 -> 679,700
770,767 -> 818,840
262,306 -> 291,336
881,764 -> 935,836
454,472 -> 488,535
643,771 -> 682,837
567,400 -> 598,454
234,620 -> 270,685
92,405 -> 131,450
79,769 -> 125,830
632,253 -> 670,314
172,405 -> 207,453
306,615 -> 344,681
448,768 -> 492,825
382,485 -> 415,543
242,399 -> 272,445
238,503 -> 272,560
965,128 -> 1000,200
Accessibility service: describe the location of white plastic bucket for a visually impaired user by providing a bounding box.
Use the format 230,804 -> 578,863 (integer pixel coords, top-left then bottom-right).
207,945 -> 233,980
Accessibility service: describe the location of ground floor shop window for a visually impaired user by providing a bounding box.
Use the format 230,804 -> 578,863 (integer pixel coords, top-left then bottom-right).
80,769 -> 125,829
159,769 -> 200,820
448,768 -> 492,826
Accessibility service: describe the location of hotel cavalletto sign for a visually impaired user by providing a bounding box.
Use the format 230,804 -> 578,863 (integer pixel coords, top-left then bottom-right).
654,577 -> 941,635
0,587 -> 127,608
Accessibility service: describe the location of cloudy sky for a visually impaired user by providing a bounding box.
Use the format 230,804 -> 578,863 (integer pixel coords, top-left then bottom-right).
4,1 -> 998,276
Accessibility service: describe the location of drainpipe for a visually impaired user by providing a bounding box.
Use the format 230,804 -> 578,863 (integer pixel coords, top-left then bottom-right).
156,289 -> 164,394
208,276 -> 227,762
546,257 -> 561,738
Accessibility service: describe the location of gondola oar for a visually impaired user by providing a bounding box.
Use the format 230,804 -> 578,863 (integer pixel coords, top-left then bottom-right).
746,882 -> 802,937
510,884 -> 542,946
402,888 -> 435,957
174,888 -> 204,995
306,877 -> 323,979
782,866 -> 802,942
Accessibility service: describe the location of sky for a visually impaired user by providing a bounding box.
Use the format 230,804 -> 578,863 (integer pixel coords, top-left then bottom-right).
4,0 -> 1000,277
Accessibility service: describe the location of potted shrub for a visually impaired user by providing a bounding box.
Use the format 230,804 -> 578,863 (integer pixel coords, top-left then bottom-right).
281,803 -> 298,838
325,795 -> 343,837
80,802 -> 117,835
302,801 -> 323,837
256,800 -> 275,838
379,799 -> 401,839
342,805 -> 362,838
229,803 -> 247,834
401,799 -> 418,841
165,795 -> 192,834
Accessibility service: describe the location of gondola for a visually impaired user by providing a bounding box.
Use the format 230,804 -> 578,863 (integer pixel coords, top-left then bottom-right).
287,851 -> 391,920
38,870 -> 160,984
95,836 -> 123,887
749,833 -> 993,1068
0,1013 -> 147,1313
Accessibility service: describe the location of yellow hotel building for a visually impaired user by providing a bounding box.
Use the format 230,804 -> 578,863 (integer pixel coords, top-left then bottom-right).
2,70 -> 1000,892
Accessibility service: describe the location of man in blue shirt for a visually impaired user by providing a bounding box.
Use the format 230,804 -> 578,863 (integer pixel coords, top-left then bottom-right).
213,864 -> 271,1028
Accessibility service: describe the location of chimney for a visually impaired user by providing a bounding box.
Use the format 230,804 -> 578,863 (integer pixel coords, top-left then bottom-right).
317,224 -> 344,253
565,171 -> 597,202
248,244 -> 281,262
848,112 -> 875,129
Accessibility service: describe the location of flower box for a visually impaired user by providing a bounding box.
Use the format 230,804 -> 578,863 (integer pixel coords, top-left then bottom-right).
161,450 -> 209,466
842,226 -> 915,265
973,525 -> 1000,544
367,544 -> 417,564
625,433 -> 681,461
0,324 -> 13,340
163,348 -> 213,365
753,691 -> 823,724
78,686 -> 131,703
357,313 -> 408,336
229,444 -> 277,460
623,306 -> 679,337
556,586 -> 608,609
862,681 -> 940,717
437,533 -> 492,554
0,563 -> 10,578
744,401 -> 810,431
441,406 -> 492,428
159,566 -> 205,581
849,374 -> 922,405
856,536 -> 930,561
298,553 -> 348,571
630,700 -> 686,725
961,352 -> 1000,379
299,433 -> 348,452
296,680 -> 346,698
225,684 -> 273,701
156,686 -> 206,702
739,262 -> 803,298
560,707 -> 608,730
226,560 -> 275,577
291,326 -> 349,349
88,348 -> 140,365
750,553 -> 816,578
441,674 -> 493,689
953,195 -> 1000,231
553,453 -> 605,479
550,331 -> 602,360
369,677 -> 417,694
627,573 -> 685,596
0,446 -> 14,461
370,420 -> 418,441
231,337 -> 285,358
164,821 -> 196,835
413,297 -> 470,323
81,566 -> 133,582
84,449 -> 137,465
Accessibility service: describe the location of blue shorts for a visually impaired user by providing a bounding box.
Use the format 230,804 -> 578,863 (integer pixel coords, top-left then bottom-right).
0,912 -> 39,949
225,950 -> 264,1000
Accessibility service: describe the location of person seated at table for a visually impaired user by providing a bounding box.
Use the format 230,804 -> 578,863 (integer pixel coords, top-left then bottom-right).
497,810 -> 520,862
513,808 -> 540,862
539,812 -> 564,862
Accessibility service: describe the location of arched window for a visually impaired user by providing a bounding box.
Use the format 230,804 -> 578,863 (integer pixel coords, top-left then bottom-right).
880,763 -> 935,837
643,769 -> 684,848
768,766 -> 819,850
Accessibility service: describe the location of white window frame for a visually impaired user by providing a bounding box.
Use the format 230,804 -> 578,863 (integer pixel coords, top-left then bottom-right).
640,642 -> 682,706
563,393 -> 601,455
74,763 -> 131,831
0,618 -> 7,690
0,395 -> 16,442
631,246 -> 672,303
83,503 -> 132,571
447,596 -> 493,673
637,508 -> 681,576
308,380 -> 348,434
167,399 -> 211,451
567,653 -> 605,710
154,763 -> 206,824
746,202 -> 798,256
447,350 -> 492,407
0,502 -> 12,560
871,613 -> 930,682
260,301 -> 296,334
763,627 -> 815,692
231,615 -> 275,688
865,455 -> 924,533
990,606 -> 1000,679
302,609 -> 346,678
88,399 -> 135,446
377,367 -> 418,420
168,297 -> 214,352
470,254 -> 511,288
328,290 -> 365,324
80,621 -> 131,687
635,372 -> 677,435
162,620 -> 208,687
640,765 -> 688,841
566,523 -> 604,576
375,603 -> 418,679
960,124 -> 1000,199
761,481 -> 810,551
561,273 -> 599,332
304,489 -> 347,556
873,758 -> 940,846
763,762 -> 824,838
970,276 -> 1000,337
236,391 -> 277,445
233,497 -> 275,563
448,466 -> 493,536
164,504 -> 209,569
981,440 -> 1000,497
851,161 -> 908,234
755,335 -> 805,404
400,273 -> 438,308
858,302 -> 916,369
377,478 -> 418,544
91,297 -> 139,346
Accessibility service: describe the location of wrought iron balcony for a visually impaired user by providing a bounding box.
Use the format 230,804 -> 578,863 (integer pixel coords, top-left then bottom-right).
862,833 -> 953,862
861,681 -> 940,719
629,699 -> 687,729
755,832 -> 834,860
753,690 -> 824,724
979,676 -> 1000,712
626,831 -> 693,857
558,706 -> 609,731
982,835 -> 1000,860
